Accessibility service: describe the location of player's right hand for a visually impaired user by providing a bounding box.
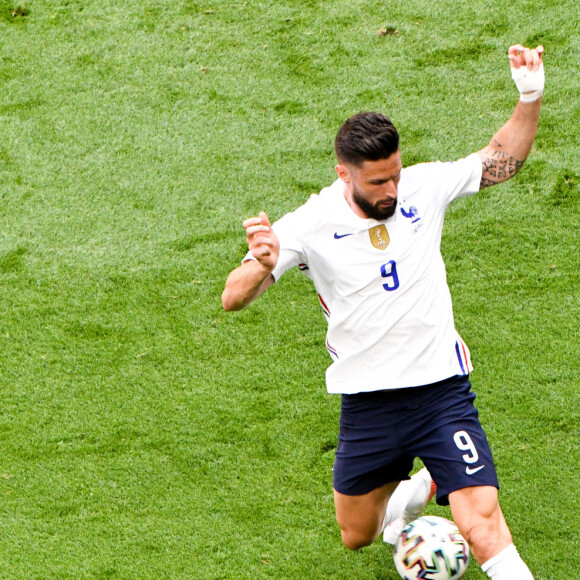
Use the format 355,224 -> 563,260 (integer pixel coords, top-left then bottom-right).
243,211 -> 280,271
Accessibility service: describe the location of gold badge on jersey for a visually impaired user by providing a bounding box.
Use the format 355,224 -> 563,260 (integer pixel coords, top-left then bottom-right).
369,225 -> 390,250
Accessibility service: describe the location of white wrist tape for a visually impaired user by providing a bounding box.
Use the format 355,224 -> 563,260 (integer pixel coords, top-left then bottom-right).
511,63 -> 544,102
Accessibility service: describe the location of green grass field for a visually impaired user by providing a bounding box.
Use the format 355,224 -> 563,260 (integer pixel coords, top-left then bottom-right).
0,0 -> 578,577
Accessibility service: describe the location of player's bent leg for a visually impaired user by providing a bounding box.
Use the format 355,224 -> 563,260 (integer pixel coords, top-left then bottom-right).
448,486 -> 512,565
334,481 -> 399,550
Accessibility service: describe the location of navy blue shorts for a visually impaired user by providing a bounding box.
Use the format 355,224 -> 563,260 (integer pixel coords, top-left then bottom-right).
333,375 -> 499,505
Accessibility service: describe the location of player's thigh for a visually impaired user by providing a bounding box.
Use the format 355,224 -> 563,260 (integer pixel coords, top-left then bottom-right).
334,389 -> 415,496
410,377 -> 499,505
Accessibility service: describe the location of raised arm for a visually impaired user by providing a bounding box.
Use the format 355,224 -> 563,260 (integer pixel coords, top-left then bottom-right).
222,212 -> 279,311
477,44 -> 544,189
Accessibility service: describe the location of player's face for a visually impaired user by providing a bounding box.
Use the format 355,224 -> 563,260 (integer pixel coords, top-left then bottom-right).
337,151 -> 403,221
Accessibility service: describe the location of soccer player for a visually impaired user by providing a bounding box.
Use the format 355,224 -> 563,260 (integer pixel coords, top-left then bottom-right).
222,44 -> 544,579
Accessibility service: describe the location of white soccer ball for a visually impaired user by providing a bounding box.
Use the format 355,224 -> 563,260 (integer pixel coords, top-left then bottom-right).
393,516 -> 470,580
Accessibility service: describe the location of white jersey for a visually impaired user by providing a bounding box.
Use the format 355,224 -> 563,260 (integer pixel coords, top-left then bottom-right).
249,154 -> 482,394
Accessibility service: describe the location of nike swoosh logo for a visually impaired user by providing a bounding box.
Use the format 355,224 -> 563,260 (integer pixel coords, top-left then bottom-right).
465,465 -> 485,476
334,232 -> 354,239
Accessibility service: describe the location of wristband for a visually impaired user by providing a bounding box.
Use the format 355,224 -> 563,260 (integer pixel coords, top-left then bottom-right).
511,63 -> 544,102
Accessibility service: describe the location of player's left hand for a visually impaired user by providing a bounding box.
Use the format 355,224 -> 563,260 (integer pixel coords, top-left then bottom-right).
508,44 -> 544,103
508,44 -> 543,70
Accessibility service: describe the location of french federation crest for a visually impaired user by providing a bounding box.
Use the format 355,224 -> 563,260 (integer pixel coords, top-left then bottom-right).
369,224 -> 390,250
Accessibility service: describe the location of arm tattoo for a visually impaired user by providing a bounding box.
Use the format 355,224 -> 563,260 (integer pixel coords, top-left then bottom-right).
480,147 -> 525,189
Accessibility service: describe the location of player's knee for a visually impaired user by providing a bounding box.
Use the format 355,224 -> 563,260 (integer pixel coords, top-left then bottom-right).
340,527 -> 375,550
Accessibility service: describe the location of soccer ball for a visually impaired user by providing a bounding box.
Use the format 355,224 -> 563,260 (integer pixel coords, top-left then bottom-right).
393,516 -> 470,580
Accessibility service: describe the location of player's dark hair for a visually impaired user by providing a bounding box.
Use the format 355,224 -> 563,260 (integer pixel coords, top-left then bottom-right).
334,112 -> 399,166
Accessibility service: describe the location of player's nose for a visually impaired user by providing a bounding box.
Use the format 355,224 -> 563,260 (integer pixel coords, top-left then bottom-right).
384,181 -> 398,197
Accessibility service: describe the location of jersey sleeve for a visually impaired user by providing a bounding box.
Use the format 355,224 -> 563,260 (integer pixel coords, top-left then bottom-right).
441,153 -> 482,204
269,208 -> 308,282
401,153 -> 482,210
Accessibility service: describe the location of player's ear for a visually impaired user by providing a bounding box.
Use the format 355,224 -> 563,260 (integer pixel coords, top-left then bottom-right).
335,164 -> 350,183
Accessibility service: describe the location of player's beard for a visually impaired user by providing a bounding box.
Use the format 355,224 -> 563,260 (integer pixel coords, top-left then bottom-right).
352,189 -> 398,221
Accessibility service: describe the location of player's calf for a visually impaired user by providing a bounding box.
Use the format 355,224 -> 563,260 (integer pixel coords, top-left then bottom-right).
334,482 -> 398,550
449,486 -> 511,564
